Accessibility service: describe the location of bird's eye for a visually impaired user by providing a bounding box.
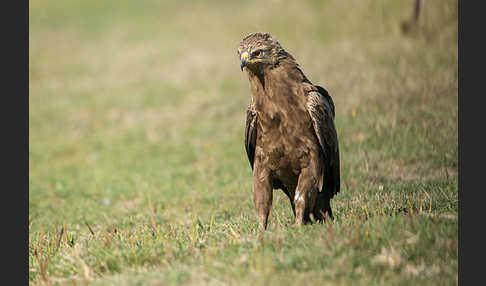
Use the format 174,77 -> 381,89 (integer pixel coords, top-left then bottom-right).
253,50 -> 263,58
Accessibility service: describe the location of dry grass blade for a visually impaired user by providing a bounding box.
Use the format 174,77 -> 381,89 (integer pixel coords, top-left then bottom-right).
150,215 -> 158,234
56,226 -> 64,250
37,253 -> 51,285
36,226 -> 51,285
85,221 -> 95,236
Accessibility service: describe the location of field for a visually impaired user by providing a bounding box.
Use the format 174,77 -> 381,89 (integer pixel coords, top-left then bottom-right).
29,0 -> 458,285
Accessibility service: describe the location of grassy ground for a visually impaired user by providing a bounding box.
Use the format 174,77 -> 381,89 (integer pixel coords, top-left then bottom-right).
29,0 -> 458,285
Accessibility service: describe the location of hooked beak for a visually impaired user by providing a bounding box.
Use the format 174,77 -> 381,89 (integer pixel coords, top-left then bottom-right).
240,51 -> 249,71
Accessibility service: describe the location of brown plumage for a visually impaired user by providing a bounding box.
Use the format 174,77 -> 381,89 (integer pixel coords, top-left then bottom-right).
237,32 -> 340,229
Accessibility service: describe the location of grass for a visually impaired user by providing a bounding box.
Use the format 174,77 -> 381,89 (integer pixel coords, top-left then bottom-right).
29,0 -> 458,285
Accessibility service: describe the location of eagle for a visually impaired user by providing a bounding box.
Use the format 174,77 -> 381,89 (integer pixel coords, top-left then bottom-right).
237,32 -> 340,229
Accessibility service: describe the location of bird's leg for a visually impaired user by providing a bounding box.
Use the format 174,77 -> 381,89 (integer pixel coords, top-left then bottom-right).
294,167 -> 318,226
312,192 -> 334,223
253,166 -> 273,230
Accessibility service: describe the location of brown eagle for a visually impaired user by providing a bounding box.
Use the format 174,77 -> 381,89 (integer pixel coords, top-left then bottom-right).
237,32 -> 340,229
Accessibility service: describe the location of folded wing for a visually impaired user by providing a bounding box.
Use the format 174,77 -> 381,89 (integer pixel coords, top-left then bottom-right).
245,101 -> 258,170
306,85 -> 340,197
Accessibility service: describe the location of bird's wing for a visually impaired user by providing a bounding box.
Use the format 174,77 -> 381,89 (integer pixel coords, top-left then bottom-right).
245,101 -> 258,170
305,85 -> 340,197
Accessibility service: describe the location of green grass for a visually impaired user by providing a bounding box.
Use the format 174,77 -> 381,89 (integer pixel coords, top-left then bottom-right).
29,0 -> 458,285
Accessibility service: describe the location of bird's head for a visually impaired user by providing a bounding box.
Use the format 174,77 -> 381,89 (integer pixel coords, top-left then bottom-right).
237,32 -> 289,74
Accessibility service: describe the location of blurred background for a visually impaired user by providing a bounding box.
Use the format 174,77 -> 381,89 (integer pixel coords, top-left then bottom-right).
29,0 -> 457,284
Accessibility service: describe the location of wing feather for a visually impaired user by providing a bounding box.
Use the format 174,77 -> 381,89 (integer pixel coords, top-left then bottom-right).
306,86 -> 340,197
245,101 -> 258,170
